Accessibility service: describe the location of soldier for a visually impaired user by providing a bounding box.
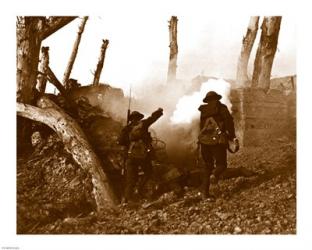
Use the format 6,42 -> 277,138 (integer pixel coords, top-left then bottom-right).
120,108 -> 163,204
197,91 -> 238,201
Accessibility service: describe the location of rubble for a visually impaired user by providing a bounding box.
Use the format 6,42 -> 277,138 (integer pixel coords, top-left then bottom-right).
17,92 -> 296,234
17,133 -> 96,233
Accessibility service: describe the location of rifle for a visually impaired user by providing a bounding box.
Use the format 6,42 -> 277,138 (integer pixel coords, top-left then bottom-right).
121,85 -> 132,176
195,141 -> 201,168
126,85 -> 132,125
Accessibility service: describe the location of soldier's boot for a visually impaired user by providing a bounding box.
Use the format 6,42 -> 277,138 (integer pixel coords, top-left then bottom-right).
197,189 -> 216,202
121,197 -> 127,206
210,174 -> 217,184
201,192 -> 216,202
205,194 -> 216,202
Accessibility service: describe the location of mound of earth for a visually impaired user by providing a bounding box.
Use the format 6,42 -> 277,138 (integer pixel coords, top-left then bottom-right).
17,134 -> 295,234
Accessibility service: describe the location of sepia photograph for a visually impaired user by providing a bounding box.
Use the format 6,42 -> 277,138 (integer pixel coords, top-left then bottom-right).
15,14 -> 296,235
2,0 -> 312,249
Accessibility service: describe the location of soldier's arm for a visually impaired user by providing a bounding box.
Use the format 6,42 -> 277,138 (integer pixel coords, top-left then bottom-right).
198,105 -> 205,129
142,108 -> 163,128
220,106 -> 236,140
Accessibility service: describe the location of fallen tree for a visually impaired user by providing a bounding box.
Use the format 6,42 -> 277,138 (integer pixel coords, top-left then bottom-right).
16,96 -> 118,213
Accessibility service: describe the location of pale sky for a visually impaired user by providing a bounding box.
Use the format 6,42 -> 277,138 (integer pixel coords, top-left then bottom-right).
43,14 -> 296,93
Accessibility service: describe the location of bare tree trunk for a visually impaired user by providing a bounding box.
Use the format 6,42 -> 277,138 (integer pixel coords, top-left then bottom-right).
37,46 -> 50,93
251,16 -> 282,91
16,17 -> 43,104
236,16 -> 259,87
167,16 -> 178,83
16,96 -> 118,212
16,16 -> 76,151
17,17 -> 45,151
63,16 -> 88,88
93,39 -> 109,86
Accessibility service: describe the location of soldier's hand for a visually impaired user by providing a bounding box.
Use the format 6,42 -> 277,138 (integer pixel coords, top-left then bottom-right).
233,137 -> 240,147
157,108 -> 163,113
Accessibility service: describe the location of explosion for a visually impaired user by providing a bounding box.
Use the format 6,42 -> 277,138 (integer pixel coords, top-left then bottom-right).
170,78 -> 232,124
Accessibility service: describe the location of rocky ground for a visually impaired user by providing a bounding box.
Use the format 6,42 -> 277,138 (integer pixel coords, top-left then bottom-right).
17,132 -> 296,234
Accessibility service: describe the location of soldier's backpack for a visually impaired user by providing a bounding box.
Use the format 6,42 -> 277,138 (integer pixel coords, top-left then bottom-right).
128,122 -> 148,159
198,116 -> 227,145
129,122 -> 144,141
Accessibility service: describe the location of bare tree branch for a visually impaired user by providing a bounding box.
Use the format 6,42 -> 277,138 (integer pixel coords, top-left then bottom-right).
46,66 -> 67,96
40,16 -> 77,40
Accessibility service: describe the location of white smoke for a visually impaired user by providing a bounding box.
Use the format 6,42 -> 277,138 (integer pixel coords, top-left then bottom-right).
170,78 -> 232,124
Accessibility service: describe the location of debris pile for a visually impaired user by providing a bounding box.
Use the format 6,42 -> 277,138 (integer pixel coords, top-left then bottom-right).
17,134 -> 96,233
16,89 -> 296,234
17,120 -> 296,234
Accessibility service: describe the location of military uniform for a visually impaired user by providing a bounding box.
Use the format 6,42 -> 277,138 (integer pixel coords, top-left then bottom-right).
122,109 -> 163,203
198,91 -> 236,199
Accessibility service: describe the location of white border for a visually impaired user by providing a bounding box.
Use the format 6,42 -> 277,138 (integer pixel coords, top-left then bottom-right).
1,0 -> 311,249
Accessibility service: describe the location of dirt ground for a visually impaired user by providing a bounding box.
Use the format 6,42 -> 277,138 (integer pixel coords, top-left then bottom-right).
17,134 -> 296,234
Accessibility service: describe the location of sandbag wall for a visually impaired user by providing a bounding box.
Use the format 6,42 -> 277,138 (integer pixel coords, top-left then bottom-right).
231,88 -> 296,146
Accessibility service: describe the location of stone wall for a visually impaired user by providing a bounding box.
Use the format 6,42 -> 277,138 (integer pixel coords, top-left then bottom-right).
231,88 -> 296,146
270,75 -> 296,92
286,91 -> 296,141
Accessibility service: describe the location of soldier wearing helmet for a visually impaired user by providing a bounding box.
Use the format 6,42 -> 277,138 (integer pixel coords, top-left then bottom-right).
198,91 -> 238,201
119,108 -> 163,204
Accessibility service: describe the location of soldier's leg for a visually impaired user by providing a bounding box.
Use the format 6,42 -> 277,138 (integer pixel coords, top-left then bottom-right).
143,158 -> 153,179
200,144 -> 214,197
137,158 -> 153,198
212,144 -> 227,181
125,158 -> 139,202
